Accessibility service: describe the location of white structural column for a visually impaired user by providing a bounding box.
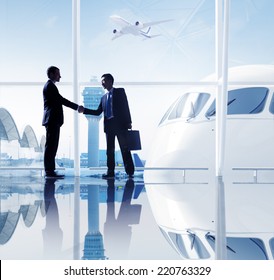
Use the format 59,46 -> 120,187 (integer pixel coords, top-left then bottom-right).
72,0 -> 80,176
217,0 -> 230,177
215,0 -> 223,156
214,0 -> 230,260
73,177 -> 81,259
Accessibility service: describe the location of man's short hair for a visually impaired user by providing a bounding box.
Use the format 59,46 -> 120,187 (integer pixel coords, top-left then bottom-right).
101,73 -> 114,84
47,66 -> 59,78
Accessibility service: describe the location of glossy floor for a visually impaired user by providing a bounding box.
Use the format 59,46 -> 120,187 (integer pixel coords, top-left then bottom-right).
0,176 -> 179,260
2,173 -> 274,260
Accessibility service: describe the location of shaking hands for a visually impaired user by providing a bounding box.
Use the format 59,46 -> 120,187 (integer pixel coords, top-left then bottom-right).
78,105 -> 84,113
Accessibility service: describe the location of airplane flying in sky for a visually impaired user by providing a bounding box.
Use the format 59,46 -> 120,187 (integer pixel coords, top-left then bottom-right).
110,15 -> 172,40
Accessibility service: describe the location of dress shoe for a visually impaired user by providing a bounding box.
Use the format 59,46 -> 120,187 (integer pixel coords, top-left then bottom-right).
45,172 -> 65,179
102,172 -> 115,179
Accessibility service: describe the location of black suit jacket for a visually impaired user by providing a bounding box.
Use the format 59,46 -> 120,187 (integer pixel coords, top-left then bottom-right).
42,80 -> 78,127
83,87 -> 132,133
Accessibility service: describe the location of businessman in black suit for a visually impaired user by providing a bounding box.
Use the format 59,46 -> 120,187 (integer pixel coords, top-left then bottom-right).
42,66 -> 79,178
78,73 -> 135,179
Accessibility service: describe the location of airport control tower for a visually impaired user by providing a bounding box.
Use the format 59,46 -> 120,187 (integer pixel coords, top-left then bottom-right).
82,185 -> 106,260
82,77 -> 104,167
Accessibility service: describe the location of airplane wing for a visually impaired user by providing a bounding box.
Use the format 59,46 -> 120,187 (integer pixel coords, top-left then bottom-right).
110,15 -> 131,27
139,19 -> 173,29
111,30 -> 124,40
110,15 -> 130,40
110,15 -> 172,29
112,34 -> 123,40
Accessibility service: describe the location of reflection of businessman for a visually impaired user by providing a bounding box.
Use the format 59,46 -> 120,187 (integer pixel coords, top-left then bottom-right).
79,73 -> 134,179
43,178 -> 63,259
104,179 -> 142,259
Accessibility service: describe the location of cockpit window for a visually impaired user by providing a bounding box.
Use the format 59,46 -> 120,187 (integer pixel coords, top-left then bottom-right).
268,94 -> 274,114
168,231 -> 210,259
158,98 -> 178,125
206,234 -> 268,260
159,92 -> 210,125
205,87 -> 269,118
270,238 -> 274,258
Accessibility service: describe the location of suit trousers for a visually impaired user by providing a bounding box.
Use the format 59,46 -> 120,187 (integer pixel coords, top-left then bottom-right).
44,125 -> 60,174
105,129 -> 135,175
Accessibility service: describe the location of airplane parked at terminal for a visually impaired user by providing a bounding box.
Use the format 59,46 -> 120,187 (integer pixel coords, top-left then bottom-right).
110,15 -> 172,40
144,64 -> 274,259
145,64 -> 274,180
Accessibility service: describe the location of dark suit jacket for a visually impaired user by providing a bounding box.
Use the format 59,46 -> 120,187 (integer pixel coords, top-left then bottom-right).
83,87 -> 132,133
42,80 -> 78,127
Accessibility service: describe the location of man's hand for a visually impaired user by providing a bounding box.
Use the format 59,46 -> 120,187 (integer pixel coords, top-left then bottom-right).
78,105 -> 84,113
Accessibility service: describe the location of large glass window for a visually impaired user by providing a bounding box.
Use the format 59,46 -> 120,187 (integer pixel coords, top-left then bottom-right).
206,87 -> 269,118
159,92 -> 210,124
1,0 -> 274,165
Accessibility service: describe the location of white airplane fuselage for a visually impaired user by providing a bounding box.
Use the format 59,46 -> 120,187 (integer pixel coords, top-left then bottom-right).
144,65 -> 274,259
145,65 -> 274,181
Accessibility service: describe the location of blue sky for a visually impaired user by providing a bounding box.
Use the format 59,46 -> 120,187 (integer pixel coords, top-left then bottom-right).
1,0 -> 274,159
0,0 -> 216,81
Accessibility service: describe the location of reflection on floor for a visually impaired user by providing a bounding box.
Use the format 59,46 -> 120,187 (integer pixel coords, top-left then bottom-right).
0,176 -> 178,260
1,174 -> 274,260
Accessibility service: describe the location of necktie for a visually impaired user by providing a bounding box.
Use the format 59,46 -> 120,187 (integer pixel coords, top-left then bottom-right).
106,92 -> 112,118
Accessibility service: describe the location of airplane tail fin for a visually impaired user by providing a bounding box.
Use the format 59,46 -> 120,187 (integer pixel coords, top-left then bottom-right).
141,32 -> 161,39
142,27 -> 161,39
140,27 -> 151,38
144,27 -> 151,34
133,153 -> 144,167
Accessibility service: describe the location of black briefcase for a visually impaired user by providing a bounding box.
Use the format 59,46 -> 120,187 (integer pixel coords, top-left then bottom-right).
127,130 -> 142,150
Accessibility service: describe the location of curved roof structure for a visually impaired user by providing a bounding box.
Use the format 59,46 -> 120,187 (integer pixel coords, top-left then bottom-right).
19,202 -> 41,227
0,212 -> 20,245
34,135 -> 46,153
0,108 -> 20,141
20,125 -> 39,148
0,201 -> 44,245
40,135 -> 46,152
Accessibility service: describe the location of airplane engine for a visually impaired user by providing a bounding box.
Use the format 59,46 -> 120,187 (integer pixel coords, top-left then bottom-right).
135,21 -> 144,28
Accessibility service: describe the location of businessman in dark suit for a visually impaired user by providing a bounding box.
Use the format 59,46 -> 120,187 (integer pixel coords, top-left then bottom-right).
42,66 -> 79,178
78,73 -> 134,179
